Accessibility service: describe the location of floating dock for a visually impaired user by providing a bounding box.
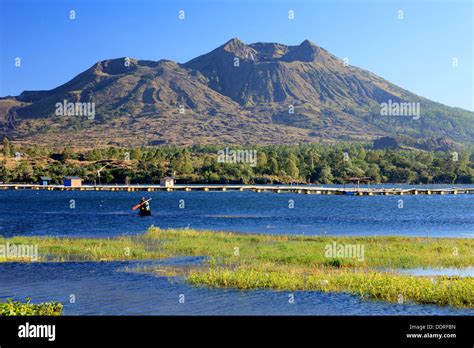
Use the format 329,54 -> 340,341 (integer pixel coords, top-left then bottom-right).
0,184 -> 473,196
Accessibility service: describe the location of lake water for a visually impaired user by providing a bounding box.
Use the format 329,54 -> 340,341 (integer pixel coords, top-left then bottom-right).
395,267 -> 474,278
1,187 -> 473,238
1,188 -> 473,315
1,259 -> 473,316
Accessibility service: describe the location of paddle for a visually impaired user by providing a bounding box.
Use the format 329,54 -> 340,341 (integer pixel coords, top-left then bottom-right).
132,198 -> 152,211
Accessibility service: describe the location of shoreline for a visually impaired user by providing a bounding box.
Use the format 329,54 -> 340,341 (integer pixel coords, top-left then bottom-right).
2,183 -> 474,196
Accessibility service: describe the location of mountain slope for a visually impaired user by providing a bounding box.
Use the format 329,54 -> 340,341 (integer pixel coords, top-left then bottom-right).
1,38 -> 473,147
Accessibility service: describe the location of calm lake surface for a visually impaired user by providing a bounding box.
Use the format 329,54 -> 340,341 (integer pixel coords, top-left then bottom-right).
0,186 -> 473,238
1,187 -> 473,315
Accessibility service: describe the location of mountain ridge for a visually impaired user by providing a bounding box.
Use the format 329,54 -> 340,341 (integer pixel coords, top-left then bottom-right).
1,38 -> 473,147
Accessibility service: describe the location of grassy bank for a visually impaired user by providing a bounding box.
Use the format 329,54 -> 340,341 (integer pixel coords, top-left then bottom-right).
0,298 -> 63,316
2,228 -> 473,267
1,228 -> 473,307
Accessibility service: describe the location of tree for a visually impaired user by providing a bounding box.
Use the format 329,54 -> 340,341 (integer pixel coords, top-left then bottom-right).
257,152 -> 267,168
0,163 -> 11,182
268,156 -> 279,176
130,148 -> 143,161
285,155 -> 299,179
318,165 -> 334,184
62,147 -> 75,161
170,150 -> 193,175
366,163 -> 382,183
2,137 -> 11,158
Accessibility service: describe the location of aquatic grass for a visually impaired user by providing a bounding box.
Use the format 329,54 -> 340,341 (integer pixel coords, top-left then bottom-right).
0,298 -> 63,316
188,266 -> 474,308
0,235 -> 171,261
1,228 -> 473,307
144,229 -> 474,269
1,228 -> 473,267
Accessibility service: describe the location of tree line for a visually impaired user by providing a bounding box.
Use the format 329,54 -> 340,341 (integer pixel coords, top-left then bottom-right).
1,138 -> 473,184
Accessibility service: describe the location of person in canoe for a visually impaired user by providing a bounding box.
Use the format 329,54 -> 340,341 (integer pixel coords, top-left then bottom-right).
133,197 -> 152,216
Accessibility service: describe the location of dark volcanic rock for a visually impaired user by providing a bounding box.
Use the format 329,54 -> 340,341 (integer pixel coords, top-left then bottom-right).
1,38 -> 473,146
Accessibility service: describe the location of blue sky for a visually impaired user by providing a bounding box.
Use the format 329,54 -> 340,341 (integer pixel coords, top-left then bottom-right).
1,0 -> 472,110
